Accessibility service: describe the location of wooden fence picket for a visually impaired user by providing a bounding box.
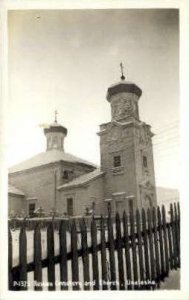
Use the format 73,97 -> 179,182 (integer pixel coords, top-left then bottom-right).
147,208 -> 155,289
80,219 -> 90,290
115,213 -> 125,290
107,213 -> 117,290
34,224 -> 42,291
157,206 -> 165,279
100,216 -> 108,290
152,207 -> 160,286
130,203 -> 138,289
19,225 -> 27,290
136,209 -> 144,289
123,211 -> 132,290
59,220 -> 68,290
167,222 -> 174,270
174,203 -> 180,267
162,205 -> 169,276
177,202 -> 180,245
47,222 -> 55,290
142,208 -> 150,289
91,217 -> 99,290
170,204 -> 177,269
71,220 -> 79,290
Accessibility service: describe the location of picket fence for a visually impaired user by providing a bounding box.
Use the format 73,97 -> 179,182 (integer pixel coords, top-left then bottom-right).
8,202 -> 180,291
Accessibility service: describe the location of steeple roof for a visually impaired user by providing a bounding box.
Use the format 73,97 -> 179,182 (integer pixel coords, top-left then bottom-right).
106,80 -> 142,101
43,122 -> 67,135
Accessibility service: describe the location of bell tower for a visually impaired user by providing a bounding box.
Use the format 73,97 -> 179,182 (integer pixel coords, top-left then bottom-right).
108,63 -> 141,123
98,64 -> 157,212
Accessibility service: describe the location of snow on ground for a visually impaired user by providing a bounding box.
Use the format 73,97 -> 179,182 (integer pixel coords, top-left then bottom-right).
159,269 -> 180,290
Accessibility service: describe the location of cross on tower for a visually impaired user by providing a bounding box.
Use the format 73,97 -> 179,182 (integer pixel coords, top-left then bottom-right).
120,62 -> 125,80
54,110 -> 58,123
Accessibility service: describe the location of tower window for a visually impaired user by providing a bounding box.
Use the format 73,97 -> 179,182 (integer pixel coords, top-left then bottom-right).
143,156 -> 148,168
63,170 -> 69,179
113,155 -> 121,167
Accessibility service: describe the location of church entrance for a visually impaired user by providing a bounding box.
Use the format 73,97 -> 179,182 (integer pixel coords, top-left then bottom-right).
67,198 -> 73,216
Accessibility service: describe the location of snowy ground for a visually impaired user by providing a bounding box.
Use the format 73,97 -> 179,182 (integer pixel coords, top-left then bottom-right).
159,269 -> 180,290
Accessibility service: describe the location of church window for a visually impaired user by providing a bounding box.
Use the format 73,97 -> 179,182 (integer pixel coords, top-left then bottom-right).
52,136 -> 58,148
113,155 -> 121,167
29,203 -> 36,217
143,155 -> 148,168
63,170 -> 69,179
67,198 -> 73,216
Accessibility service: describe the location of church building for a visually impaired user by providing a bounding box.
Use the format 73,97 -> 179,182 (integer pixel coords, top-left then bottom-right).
8,69 -> 157,217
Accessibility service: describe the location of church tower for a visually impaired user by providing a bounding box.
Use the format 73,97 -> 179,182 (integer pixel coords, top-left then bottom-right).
98,64 -> 157,212
44,111 -> 67,151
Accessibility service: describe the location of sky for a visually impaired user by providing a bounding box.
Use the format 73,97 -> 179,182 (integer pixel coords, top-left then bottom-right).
7,9 -> 179,189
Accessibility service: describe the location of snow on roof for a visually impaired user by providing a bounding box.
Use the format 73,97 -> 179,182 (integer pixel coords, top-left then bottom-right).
9,149 -> 97,174
112,192 -> 126,196
8,185 -> 25,196
58,169 -> 104,190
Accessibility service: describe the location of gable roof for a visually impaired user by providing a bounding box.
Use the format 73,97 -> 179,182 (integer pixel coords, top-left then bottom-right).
58,169 -> 104,190
8,185 -> 25,196
9,149 -> 97,174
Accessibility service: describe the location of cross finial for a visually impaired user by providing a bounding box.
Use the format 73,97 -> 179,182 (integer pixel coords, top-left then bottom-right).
120,62 -> 125,80
54,110 -> 58,123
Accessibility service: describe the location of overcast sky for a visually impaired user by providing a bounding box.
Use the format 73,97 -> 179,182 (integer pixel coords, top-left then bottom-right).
8,9 -> 179,189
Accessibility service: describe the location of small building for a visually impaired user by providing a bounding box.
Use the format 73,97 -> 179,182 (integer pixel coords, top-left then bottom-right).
8,71 -> 157,217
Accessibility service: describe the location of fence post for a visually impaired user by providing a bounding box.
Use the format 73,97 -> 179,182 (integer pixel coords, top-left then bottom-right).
59,220 -> 68,290
130,203 -> 138,290
123,211 -> 132,290
80,218 -> 90,290
71,220 -> 79,290
19,224 -> 28,290
107,213 -> 117,290
170,203 -> 177,269
174,203 -> 180,267
162,205 -> 169,277
100,216 -> 108,290
91,217 -> 99,290
157,206 -> 165,280
142,208 -> 150,289
47,222 -> 55,291
34,223 -> 42,291
115,213 -> 125,290
8,228 -> 13,290
136,209 -> 144,289
147,208 -> 155,289
152,207 -> 160,287
167,222 -> 174,270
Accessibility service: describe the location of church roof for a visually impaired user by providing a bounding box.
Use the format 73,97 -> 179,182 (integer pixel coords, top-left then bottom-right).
9,149 -> 97,174
8,184 -> 25,196
58,168 -> 104,190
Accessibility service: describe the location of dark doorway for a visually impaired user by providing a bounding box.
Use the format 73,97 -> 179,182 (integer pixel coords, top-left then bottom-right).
67,198 -> 73,216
